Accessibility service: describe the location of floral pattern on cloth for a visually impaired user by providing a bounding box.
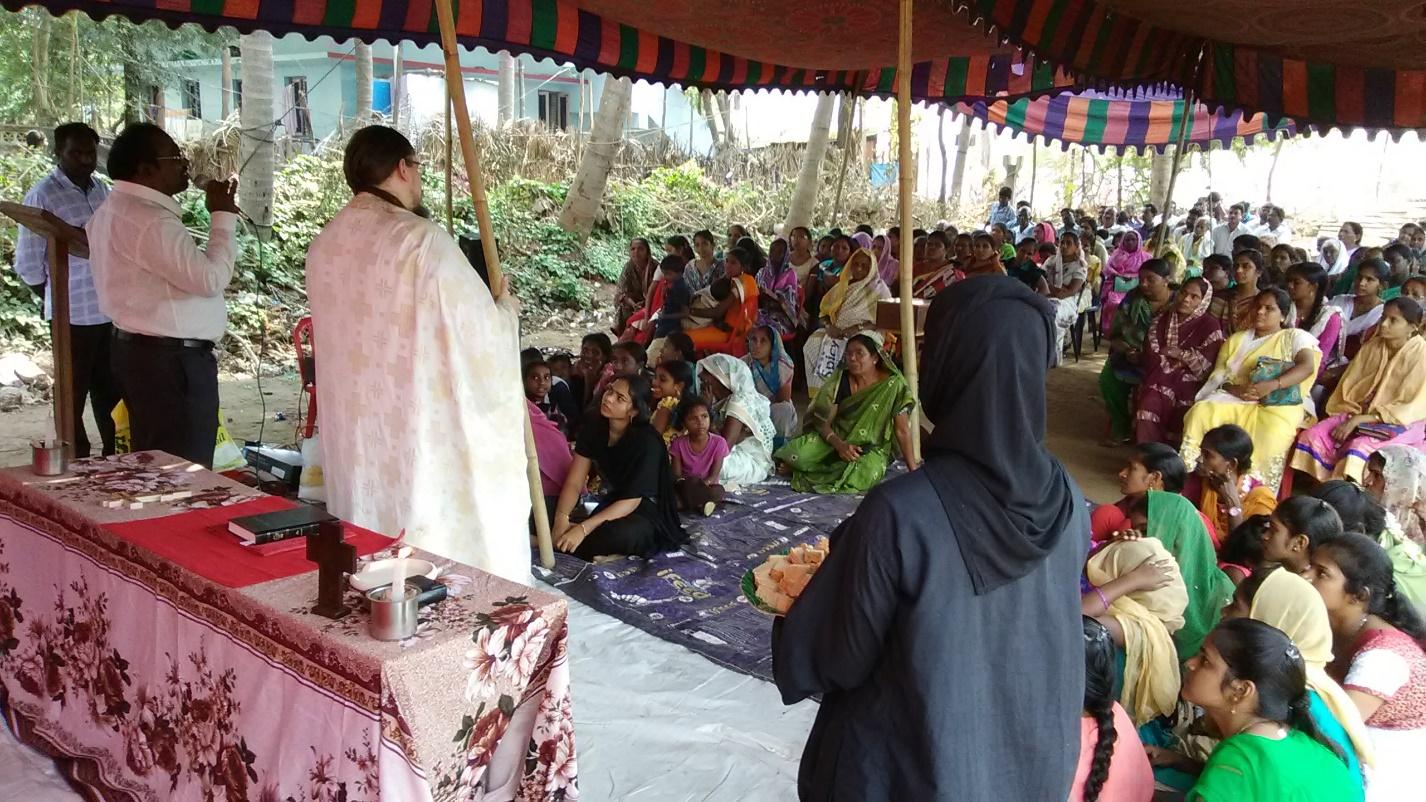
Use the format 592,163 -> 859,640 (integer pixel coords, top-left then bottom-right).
0,462 -> 578,802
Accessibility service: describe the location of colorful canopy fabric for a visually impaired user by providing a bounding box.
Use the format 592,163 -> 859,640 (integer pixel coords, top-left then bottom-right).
3,0 -> 1078,103
952,89 -> 1296,154
954,0 -> 1426,130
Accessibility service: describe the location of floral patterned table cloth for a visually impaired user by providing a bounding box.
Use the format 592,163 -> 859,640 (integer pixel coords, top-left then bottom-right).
0,453 -> 578,801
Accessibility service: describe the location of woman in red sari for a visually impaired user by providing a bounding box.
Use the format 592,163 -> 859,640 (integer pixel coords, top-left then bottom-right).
1135,277 -> 1226,445
687,246 -> 760,354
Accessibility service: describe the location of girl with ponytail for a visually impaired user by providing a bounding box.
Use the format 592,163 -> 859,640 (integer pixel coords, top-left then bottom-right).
1070,617 -> 1153,802
1308,532 -> 1426,801
1182,619 -> 1357,801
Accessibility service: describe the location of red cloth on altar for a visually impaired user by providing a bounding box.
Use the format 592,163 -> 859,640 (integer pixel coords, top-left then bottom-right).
105,495 -> 394,588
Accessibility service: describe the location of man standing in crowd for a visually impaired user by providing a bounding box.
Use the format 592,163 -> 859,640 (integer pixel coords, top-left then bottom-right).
1257,204 -> 1294,244
1211,203 -> 1251,256
986,186 -> 1016,230
305,125 -> 532,585
14,122 -> 120,458
87,123 -> 240,468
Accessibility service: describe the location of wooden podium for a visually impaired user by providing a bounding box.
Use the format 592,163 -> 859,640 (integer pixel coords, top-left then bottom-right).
0,201 -> 89,459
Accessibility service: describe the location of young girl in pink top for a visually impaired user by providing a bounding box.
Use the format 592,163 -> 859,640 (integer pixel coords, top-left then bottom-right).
1071,616 -> 1154,802
669,399 -> 730,517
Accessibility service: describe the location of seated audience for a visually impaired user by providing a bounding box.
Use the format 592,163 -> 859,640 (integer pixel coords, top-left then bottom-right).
651,359 -> 695,444
962,232 -> 1007,277
1366,445 -> 1426,549
1071,617 -> 1156,802
1144,490 -> 1235,660
528,397 -> 573,524
1285,262 -> 1344,387
655,332 -> 696,366
1310,533 -> 1426,802
1180,619 -> 1359,801
1262,495 -> 1345,576
553,374 -> 685,560
669,398 -> 728,517
1226,250 -> 1269,333
1292,298 -> 1426,484
756,236 -> 801,335
686,229 -> 725,293
1101,229 -> 1151,337
696,354 -> 777,485
524,359 -> 574,438
1221,568 -> 1372,798
1219,515 -> 1272,585
744,325 -> 798,446
1187,424 -> 1279,546
1007,237 -> 1050,292
571,332 -> 614,407
686,246 -> 759,353
1315,475 -> 1426,613
1200,255 -> 1234,332
622,254 -> 689,344
613,238 -> 657,334
775,334 -> 917,494
1135,277 -> 1225,445
1042,231 -> 1092,364
1099,259 -> 1174,446
804,248 -> 887,392
1328,258 -> 1388,378
1083,536 -> 1187,724
1181,289 -> 1321,492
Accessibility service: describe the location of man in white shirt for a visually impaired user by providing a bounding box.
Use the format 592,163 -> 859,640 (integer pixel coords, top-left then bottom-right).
1257,205 -> 1294,245
1211,204 -> 1252,256
13,123 -> 119,457
87,123 -> 240,468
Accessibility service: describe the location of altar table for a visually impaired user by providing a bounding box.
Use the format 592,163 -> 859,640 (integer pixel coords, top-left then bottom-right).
0,452 -> 577,801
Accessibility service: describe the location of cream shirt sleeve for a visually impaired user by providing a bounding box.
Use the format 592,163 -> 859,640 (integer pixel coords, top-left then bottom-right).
135,210 -> 239,298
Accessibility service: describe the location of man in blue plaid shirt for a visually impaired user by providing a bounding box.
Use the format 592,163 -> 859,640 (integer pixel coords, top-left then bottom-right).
14,122 -> 119,457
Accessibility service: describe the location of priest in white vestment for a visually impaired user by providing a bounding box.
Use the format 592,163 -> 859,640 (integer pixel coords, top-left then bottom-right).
305,126 -> 531,584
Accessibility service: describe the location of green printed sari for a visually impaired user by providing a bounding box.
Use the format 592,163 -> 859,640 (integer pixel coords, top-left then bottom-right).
774,366 -> 915,494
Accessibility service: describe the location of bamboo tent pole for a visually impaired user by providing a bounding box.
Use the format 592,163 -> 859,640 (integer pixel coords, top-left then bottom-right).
432,0 -> 555,570
896,0 -> 921,463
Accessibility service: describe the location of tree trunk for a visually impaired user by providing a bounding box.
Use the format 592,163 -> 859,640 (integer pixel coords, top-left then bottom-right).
497,52 -> 515,126
353,41 -> 373,125
391,44 -> 403,129
698,89 -> 722,154
515,60 -> 526,121
783,92 -> 837,233
716,92 -> 734,148
831,95 -> 858,224
67,14 -> 78,117
949,113 -> 971,205
1149,148 -> 1173,210
238,31 -> 275,234
558,77 -> 632,240
220,43 -> 233,119
31,11 -> 55,125
937,107 -> 948,217
1264,139 -> 1285,203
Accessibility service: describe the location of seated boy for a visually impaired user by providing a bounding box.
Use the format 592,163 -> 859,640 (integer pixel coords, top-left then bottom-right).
1006,238 -> 1050,295
652,257 -> 693,338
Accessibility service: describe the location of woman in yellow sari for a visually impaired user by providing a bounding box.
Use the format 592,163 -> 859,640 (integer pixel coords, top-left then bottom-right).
1291,298 -> 1426,483
803,248 -> 890,392
1181,288 -> 1321,492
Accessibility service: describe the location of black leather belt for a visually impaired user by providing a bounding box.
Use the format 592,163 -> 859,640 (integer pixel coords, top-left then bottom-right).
114,329 -> 214,350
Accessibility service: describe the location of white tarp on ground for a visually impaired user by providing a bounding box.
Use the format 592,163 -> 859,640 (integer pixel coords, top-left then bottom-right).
0,598 -> 815,802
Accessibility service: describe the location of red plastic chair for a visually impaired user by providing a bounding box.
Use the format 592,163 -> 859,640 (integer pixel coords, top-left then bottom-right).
293,317 -> 318,439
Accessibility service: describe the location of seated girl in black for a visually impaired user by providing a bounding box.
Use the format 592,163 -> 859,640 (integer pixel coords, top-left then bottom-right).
553,373 -> 685,561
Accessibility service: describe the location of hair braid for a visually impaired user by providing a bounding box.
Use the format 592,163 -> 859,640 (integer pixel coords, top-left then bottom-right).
1083,704 -> 1118,802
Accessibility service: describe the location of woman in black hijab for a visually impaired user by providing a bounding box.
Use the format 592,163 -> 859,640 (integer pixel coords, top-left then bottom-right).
772,275 -> 1089,801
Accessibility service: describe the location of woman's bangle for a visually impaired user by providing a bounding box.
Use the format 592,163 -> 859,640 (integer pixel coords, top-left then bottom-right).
1093,585 -> 1110,613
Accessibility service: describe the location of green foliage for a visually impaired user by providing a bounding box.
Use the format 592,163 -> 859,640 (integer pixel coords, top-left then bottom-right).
0,148 -> 71,348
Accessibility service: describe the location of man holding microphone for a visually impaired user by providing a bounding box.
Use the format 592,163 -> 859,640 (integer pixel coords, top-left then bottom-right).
87,123 -> 240,468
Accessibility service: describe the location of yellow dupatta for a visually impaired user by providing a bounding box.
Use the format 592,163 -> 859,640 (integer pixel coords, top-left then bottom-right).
1326,334 -> 1426,424
1086,539 -> 1189,724
1197,326 -> 1321,404
1248,569 -> 1376,769
819,249 -> 884,326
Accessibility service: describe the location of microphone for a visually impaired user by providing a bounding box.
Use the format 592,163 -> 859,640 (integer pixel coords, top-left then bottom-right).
191,173 -> 251,223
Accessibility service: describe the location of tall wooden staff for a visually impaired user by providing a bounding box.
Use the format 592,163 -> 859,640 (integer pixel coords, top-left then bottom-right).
432,0 -> 554,569
896,0 -> 921,462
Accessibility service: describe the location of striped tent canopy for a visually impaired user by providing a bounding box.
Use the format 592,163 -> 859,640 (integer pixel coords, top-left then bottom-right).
952,89 -> 1297,154
1,0 -> 1082,104
954,0 -> 1426,131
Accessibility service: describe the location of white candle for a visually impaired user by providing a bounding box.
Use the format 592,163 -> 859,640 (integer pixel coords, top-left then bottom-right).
389,546 -> 413,601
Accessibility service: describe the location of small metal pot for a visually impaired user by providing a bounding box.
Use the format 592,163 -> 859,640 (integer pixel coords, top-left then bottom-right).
30,439 -> 67,477
367,585 -> 419,641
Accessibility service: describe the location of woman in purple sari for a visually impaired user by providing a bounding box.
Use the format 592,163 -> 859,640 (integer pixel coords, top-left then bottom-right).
1102,229 -> 1151,337
1135,277 -> 1225,445
756,236 -> 802,335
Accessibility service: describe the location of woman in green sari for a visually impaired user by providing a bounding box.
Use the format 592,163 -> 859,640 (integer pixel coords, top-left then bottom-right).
1145,490 -> 1236,661
1100,258 -> 1175,445
775,334 -> 917,493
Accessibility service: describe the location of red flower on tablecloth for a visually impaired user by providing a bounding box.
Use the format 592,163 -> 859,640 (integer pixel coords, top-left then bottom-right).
0,587 -> 24,655
465,597 -> 549,701
451,700 -> 514,794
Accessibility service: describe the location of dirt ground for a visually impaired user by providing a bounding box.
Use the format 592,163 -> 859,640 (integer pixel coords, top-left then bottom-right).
0,339 -> 1125,503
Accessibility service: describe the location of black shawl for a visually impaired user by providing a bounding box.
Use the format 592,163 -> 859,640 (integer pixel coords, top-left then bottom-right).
919,275 -> 1080,594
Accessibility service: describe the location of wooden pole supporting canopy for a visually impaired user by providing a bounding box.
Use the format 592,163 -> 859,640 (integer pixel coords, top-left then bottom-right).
431,0 -> 555,570
896,0 -> 921,463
